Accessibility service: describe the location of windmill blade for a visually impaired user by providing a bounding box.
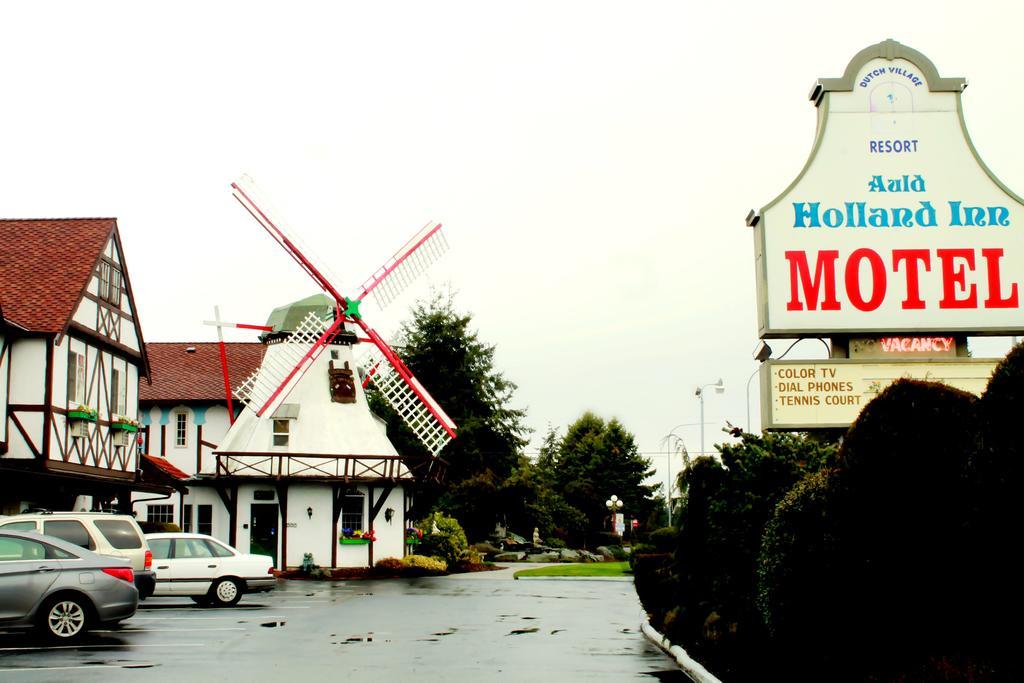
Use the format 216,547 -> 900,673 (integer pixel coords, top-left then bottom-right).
356,331 -> 457,457
231,175 -> 348,305
235,311 -> 344,417
354,222 -> 448,310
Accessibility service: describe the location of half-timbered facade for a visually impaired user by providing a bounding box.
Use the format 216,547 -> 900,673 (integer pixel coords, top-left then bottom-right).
0,218 -> 178,514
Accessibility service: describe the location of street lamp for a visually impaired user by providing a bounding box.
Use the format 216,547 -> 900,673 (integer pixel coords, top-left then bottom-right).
605,495 -> 624,535
695,378 -> 725,456
658,432 -> 690,526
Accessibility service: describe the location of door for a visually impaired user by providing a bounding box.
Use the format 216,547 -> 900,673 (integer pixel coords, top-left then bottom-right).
249,504 -> 278,567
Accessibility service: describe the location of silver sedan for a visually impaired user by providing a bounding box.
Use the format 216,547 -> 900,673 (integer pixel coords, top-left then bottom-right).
0,529 -> 138,640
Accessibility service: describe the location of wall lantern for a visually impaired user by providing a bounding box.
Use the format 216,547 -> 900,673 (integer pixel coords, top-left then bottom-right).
306,506 -> 313,520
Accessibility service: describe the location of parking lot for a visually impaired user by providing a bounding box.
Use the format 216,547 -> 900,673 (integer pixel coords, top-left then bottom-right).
0,573 -> 685,681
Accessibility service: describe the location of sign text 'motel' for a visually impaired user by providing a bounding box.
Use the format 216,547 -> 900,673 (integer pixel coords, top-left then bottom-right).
750,40 -> 1024,336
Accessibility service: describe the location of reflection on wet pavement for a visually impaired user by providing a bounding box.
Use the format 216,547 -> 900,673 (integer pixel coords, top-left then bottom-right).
0,573 -> 685,681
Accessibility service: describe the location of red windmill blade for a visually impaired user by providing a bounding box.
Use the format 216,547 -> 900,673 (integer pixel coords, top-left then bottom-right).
229,176 -> 457,456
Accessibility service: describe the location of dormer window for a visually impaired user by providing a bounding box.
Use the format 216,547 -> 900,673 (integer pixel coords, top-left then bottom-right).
98,262 -> 121,306
270,404 -> 299,448
272,419 -> 290,447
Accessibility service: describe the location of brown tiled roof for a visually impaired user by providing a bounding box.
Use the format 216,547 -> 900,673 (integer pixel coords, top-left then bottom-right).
0,218 -> 116,333
141,342 -> 265,403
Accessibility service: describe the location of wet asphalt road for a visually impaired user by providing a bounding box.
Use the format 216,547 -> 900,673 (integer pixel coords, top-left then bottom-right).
0,571 -> 686,682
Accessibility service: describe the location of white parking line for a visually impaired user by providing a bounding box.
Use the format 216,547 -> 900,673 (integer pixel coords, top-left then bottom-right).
132,615 -> 286,620
0,665 -> 124,673
94,628 -> 245,633
0,643 -> 205,652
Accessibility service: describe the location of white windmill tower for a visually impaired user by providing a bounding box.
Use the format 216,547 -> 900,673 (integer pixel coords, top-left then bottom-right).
212,176 -> 456,569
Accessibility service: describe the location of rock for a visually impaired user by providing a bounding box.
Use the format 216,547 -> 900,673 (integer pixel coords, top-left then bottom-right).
474,541 -> 500,555
526,552 -> 560,563
559,549 -> 581,562
493,551 -> 526,562
595,546 -> 616,560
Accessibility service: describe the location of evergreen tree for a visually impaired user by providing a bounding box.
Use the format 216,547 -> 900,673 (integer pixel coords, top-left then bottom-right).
368,291 -> 529,539
545,412 -> 659,544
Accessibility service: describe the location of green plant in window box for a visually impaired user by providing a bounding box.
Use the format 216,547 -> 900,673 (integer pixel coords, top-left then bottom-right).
110,414 -> 140,432
68,404 -> 98,421
339,528 -> 375,544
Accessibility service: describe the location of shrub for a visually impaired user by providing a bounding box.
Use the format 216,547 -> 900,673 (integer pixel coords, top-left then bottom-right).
604,544 -> 627,561
374,557 -> 405,574
647,526 -> 677,553
969,342 -> 1024,659
138,521 -> 181,534
632,552 -> 674,624
628,543 -> 655,570
473,541 -> 500,555
416,512 -> 469,566
545,537 -> 566,549
402,554 -> 448,575
757,468 -> 842,674
758,379 -> 979,679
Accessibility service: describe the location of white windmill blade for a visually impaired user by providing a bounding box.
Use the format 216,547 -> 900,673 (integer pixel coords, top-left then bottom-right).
353,222 -> 448,311
235,311 -> 341,417
356,342 -> 456,457
231,175 -> 347,300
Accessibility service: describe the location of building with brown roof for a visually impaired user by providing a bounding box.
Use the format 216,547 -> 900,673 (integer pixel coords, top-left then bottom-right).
133,341 -> 264,536
0,218 -> 183,514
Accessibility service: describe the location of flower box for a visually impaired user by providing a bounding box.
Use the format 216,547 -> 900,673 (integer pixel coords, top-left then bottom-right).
110,421 -> 138,433
339,538 -> 371,545
68,410 -> 97,422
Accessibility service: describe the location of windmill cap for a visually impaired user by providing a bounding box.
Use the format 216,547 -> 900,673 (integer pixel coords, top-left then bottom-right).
261,293 -> 337,341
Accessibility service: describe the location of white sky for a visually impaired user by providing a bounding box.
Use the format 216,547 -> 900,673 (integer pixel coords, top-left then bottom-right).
2,1 -> 1022,496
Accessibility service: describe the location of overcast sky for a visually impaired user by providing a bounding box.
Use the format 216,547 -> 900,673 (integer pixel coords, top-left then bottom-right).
2,1 -> 1021,495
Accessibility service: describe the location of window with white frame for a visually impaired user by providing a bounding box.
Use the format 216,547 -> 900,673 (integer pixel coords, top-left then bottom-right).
110,366 -> 126,416
174,411 -> 188,448
147,504 -> 174,524
340,493 -> 364,532
67,350 -> 86,406
272,419 -> 289,447
97,262 -> 121,306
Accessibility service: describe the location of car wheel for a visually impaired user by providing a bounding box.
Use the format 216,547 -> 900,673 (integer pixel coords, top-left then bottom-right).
39,595 -> 91,641
191,596 -> 211,607
210,578 -> 242,607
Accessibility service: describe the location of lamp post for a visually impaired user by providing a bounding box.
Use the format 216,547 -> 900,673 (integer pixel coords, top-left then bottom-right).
605,495 -> 623,535
658,432 -> 690,526
695,378 -> 725,456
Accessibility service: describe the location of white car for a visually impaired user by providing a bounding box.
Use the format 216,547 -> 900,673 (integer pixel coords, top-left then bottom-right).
145,533 -> 276,607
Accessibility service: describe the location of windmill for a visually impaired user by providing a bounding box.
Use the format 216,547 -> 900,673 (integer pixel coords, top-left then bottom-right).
228,175 -> 457,458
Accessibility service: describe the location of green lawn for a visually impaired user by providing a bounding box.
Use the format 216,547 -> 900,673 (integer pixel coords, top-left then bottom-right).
513,561 -> 632,578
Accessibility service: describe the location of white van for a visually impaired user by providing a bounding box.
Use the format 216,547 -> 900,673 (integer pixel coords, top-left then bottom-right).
0,512 -> 155,599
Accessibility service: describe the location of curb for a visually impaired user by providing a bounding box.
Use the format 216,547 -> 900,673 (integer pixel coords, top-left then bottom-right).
514,575 -> 634,581
640,618 -> 722,683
